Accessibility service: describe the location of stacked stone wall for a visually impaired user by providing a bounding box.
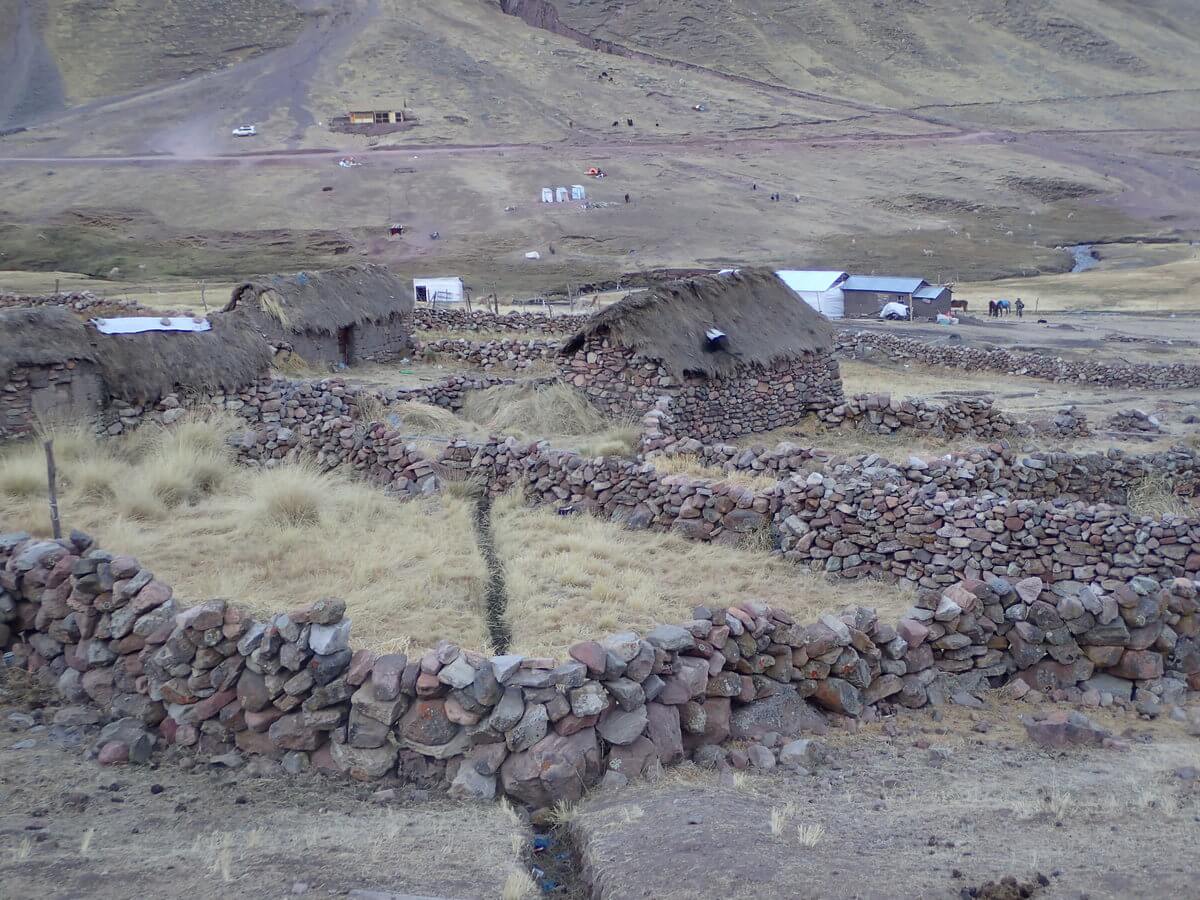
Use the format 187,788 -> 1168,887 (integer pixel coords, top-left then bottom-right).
2,531 -> 1196,804
413,307 -> 584,335
836,330 -> 1200,390
417,337 -> 559,371
1,361 -> 106,440
559,336 -> 844,441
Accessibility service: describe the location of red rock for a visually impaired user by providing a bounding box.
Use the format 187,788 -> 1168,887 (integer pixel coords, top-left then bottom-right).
897,618 -> 928,647
345,649 -> 376,686
553,713 -> 599,736
97,742 -> 129,766
244,707 -> 285,732
158,718 -> 179,744
568,641 -> 607,677
415,671 -> 444,698
190,689 -> 237,722
1111,650 -> 1164,681
175,724 -> 199,746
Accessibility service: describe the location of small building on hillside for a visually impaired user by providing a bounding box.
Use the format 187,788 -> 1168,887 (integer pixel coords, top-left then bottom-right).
88,315 -> 273,405
913,283 -> 954,318
840,276 -> 929,319
558,269 -> 843,440
413,276 -> 465,305
224,265 -> 414,368
0,307 -> 104,440
775,270 -> 848,318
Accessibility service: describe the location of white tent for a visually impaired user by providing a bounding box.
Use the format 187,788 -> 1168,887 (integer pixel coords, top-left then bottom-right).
413,276 -> 465,304
541,187 -> 554,203
570,184 -> 586,200
555,186 -> 569,203
775,270 -> 848,319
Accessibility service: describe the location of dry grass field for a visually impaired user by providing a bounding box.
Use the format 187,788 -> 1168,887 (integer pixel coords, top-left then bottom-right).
0,417 -> 491,653
491,492 -> 914,657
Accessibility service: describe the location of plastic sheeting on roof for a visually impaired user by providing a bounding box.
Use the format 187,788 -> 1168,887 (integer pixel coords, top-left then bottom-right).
775,270 -> 848,293
91,316 -> 211,335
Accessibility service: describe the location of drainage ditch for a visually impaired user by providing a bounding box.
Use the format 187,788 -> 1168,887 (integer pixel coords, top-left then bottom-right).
472,492 -> 512,654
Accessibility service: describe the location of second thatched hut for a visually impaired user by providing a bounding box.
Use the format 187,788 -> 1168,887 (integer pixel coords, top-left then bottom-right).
559,269 -> 844,440
224,265 -> 414,368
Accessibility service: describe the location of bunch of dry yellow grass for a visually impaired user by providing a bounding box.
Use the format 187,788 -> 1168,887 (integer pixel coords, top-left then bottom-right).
491,492 -> 914,656
0,417 -> 491,653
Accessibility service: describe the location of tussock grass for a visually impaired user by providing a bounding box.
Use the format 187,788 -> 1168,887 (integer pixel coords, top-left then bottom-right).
492,492 -> 915,656
0,418 -> 490,654
1127,472 -> 1193,518
649,453 -> 781,490
461,381 -> 639,455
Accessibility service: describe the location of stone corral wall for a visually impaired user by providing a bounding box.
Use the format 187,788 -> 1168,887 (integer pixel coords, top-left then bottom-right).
645,434 -> 1200,508
836,330 -> 1200,390
818,393 -> 1026,438
559,336 -> 845,440
775,478 -> 1199,586
2,531 -> 1196,803
1,361 -> 106,440
413,307 -> 584,335
417,338 -> 559,371
0,292 -> 156,316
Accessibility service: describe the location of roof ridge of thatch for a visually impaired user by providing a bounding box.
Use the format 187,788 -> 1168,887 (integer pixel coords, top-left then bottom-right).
561,269 -> 833,376
0,306 -> 99,381
224,263 -> 414,335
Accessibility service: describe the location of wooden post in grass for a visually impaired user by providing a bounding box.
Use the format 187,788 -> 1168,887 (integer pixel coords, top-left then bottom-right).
44,440 -> 62,540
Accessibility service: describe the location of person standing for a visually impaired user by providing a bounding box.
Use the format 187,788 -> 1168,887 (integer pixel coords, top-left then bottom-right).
1015,298 -> 1025,319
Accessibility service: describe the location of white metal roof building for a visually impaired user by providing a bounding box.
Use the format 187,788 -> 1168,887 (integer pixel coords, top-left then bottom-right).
775,270 -> 849,319
413,276 -> 465,304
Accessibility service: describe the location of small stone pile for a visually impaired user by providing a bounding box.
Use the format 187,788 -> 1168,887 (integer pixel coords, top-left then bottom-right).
1105,409 -> 1165,435
818,393 -> 1026,439
412,307 -> 584,335
835,330 -> 1200,390
1028,406 -> 1090,439
4,528 -> 1196,806
416,338 -> 560,371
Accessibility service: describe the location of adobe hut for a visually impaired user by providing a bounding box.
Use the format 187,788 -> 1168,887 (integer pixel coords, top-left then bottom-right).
89,315 -> 272,404
224,265 -> 414,368
559,270 -> 843,439
0,307 -> 104,439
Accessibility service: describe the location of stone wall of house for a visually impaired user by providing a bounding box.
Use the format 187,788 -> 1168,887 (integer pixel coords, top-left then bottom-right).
816,393 -> 1027,438
351,314 -> 415,363
836,330 -> 1200,390
558,336 -> 845,440
1,361 -> 106,441
2,531 -> 1196,803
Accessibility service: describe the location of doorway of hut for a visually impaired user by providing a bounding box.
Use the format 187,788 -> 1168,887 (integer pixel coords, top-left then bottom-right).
337,325 -> 355,365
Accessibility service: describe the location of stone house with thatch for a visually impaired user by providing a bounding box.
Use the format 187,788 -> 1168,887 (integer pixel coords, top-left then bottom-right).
223,265 -> 414,368
87,315 -> 272,406
559,270 -> 844,439
0,307 -> 105,439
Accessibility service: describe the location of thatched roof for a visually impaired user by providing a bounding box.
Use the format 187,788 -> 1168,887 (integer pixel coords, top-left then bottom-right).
89,313 -> 272,402
0,307 -> 98,380
561,269 -> 833,376
224,264 -> 413,335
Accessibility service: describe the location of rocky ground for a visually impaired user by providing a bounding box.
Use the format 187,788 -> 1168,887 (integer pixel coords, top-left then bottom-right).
0,666 -> 530,900
572,702 -> 1200,900
6,656 -> 1199,899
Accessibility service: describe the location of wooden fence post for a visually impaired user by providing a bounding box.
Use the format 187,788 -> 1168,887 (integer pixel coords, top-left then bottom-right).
44,440 -> 62,539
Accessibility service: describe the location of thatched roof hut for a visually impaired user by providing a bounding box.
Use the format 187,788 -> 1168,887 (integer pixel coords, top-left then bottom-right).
0,307 -> 98,380
223,264 -> 413,335
88,315 -> 272,402
561,269 -> 833,377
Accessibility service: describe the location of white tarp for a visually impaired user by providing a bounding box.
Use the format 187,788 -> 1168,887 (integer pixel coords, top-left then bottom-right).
91,316 -> 211,334
880,301 -> 909,320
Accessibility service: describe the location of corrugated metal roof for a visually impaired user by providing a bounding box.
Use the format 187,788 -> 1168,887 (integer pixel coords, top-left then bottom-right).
775,270 -> 848,294
841,275 -> 927,294
914,284 -> 949,300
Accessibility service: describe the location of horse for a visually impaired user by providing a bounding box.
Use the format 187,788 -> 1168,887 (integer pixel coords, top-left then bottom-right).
997,299 -> 1011,317
988,300 -> 997,318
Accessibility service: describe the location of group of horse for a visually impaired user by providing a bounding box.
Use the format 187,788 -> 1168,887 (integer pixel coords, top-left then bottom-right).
988,299 -> 1020,318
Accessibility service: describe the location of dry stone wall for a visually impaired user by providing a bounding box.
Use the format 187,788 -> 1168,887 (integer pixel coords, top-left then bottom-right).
836,330 -> 1200,390
559,336 -> 844,441
2,531 -> 1196,804
817,393 -> 1026,438
2,361 -> 106,440
417,338 -> 559,371
412,307 -> 583,335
